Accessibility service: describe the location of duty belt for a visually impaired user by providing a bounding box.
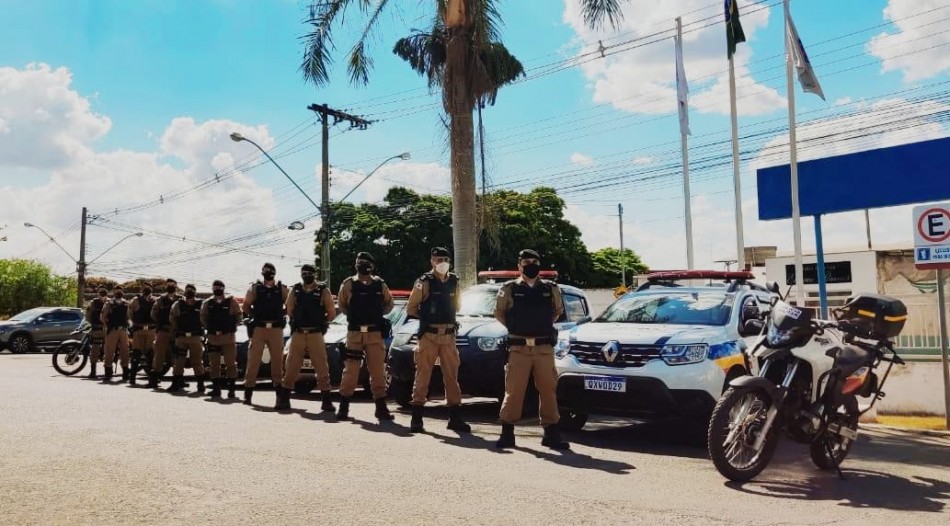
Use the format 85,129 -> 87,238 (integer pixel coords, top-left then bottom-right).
210,330 -> 235,336
348,324 -> 381,333
91,325 -> 104,331
177,332 -> 201,338
424,326 -> 456,335
258,322 -> 281,329
294,327 -> 323,334
508,336 -> 553,347
108,325 -> 129,331
132,324 -> 155,331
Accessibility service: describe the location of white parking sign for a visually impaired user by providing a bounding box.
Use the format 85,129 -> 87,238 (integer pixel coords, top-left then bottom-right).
913,203 -> 950,270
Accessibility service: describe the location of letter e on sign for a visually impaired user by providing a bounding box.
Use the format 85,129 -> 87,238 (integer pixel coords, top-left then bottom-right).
913,203 -> 950,270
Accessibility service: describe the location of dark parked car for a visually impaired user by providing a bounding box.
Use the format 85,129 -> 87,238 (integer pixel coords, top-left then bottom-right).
386,273 -> 592,407
0,307 -> 85,353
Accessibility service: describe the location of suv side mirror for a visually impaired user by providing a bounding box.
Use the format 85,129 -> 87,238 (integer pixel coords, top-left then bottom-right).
741,319 -> 764,337
766,281 -> 780,294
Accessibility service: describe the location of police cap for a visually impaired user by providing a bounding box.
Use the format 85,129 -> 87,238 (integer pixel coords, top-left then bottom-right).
185,283 -> 197,291
356,251 -> 375,263
430,247 -> 450,258
212,280 -> 225,288
518,249 -> 541,261
300,264 -> 317,273
262,262 -> 276,272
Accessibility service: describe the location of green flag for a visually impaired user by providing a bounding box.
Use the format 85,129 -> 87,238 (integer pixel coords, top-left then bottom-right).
725,0 -> 747,59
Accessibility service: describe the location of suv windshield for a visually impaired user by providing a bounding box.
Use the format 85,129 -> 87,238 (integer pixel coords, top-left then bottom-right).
9,308 -> 47,322
596,291 -> 734,326
458,287 -> 498,317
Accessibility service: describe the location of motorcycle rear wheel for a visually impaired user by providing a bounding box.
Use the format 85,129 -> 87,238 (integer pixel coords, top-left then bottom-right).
708,386 -> 780,482
809,415 -> 857,471
52,343 -> 88,376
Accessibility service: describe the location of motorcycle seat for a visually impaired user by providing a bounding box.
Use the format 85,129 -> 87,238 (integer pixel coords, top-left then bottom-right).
835,344 -> 873,376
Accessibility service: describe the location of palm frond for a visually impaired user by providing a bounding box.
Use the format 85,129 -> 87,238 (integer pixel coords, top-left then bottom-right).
346,0 -> 392,86
581,0 -> 626,30
393,30 -> 447,90
478,42 -> 524,106
300,0 -> 360,86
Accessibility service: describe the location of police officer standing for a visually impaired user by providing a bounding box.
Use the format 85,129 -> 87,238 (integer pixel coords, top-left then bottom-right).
200,280 -> 241,399
405,247 -> 470,434
337,252 -> 394,421
148,279 -> 179,389
242,263 -> 289,407
100,285 -> 131,383
494,250 -> 570,450
168,284 -> 207,393
84,286 -> 109,379
279,264 -> 336,412
127,285 -> 156,387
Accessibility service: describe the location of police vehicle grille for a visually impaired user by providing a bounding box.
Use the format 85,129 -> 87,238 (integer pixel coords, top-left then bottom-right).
568,341 -> 661,367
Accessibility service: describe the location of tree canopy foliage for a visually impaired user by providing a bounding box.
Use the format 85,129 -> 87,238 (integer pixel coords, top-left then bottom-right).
0,259 -> 75,317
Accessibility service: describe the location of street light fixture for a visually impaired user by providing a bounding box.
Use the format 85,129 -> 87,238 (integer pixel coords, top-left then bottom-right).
230,132 -> 322,212
24,222 -> 78,262
337,152 -> 411,204
288,221 -> 306,231
87,232 -> 144,265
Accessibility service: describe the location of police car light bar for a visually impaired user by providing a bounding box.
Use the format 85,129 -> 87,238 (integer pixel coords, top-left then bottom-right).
645,270 -> 756,281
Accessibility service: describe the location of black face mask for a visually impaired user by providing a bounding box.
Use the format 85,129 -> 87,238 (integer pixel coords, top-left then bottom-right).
522,263 -> 541,279
301,275 -> 315,284
98,293 -> 108,299
262,271 -> 276,281
142,290 -> 152,297
114,292 -> 124,299
356,263 -> 373,275
185,290 -> 196,299
212,288 -> 224,296
166,286 -> 177,294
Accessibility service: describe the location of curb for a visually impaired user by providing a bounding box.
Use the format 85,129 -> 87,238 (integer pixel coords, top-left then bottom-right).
861,422 -> 949,438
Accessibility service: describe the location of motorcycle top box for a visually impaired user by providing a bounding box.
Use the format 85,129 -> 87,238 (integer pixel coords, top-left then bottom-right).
836,293 -> 907,340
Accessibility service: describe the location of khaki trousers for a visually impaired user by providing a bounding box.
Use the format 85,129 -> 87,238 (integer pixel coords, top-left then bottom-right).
152,330 -> 172,372
89,328 -> 105,365
283,330 -> 331,391
244,327 -> 284,388
340,330 -> 386,399
206,333 -> 237,379
103,328 -> 130,369
173,335 -> 205,377
499,344 -> 560,426
412,330 -> 462,406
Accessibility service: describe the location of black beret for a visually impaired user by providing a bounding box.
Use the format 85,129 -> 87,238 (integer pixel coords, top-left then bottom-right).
262,262 -> 276,272
212,280 -> 225,287
430,247 -> 451,257
300,264 -> 317,273
518,249 -> 541,260
356,252 -> 375,263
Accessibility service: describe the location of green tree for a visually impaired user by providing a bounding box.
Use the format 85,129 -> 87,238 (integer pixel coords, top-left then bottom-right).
0,259 -> 76,317
83,276 -> 119,293
588,247 -> 648,288
299,0 -> 626,289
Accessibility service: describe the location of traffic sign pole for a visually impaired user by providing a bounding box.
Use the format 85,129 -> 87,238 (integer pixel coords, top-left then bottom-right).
913,203 -> 950,427
938,268 -> 950,430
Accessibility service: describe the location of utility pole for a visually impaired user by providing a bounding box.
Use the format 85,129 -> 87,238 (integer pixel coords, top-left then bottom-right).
77,207 -> 87,308
306,103 -> 373,290
618,203 -> 626,287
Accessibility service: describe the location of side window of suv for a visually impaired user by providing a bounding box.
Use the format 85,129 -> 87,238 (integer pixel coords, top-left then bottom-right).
563,294 -> 588,322
738,296 -> 762,327
46,311 -> 75,323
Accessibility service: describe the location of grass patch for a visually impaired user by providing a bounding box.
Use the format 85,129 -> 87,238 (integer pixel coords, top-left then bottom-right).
874,415 -> 947,431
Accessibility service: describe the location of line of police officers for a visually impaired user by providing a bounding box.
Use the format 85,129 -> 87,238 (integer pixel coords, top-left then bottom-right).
82,248 -> 569,449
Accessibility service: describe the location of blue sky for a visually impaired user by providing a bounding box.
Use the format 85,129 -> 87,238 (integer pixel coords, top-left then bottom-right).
1,0 -> 948,287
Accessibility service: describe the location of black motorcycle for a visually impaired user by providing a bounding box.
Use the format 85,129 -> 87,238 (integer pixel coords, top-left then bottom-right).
52,324 -> 173,378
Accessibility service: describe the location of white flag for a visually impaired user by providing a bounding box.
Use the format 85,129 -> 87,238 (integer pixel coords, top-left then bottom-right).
785,0 -> 825,100
674,31 -> 690,136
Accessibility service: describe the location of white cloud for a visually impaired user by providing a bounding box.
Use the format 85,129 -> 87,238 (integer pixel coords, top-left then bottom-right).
834,97 -> 853,106
867,0 -> 950,82
562,0 -> 784,117
570,152 -> 595,166
632,156 -> 654,166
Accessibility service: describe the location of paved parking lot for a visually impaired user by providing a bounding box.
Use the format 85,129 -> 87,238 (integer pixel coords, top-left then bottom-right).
1,354 -> 948,525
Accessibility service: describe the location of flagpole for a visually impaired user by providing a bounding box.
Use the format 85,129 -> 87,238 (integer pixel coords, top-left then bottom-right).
677,17 -> 695,270
728,56 -> 745,271
785,0 -> 806,306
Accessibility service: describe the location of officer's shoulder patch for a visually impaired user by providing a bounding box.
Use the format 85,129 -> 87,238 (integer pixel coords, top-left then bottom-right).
414,280 -> 424,290
420,272 -> 433,281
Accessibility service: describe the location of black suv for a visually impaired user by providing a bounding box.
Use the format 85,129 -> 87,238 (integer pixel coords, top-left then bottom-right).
0,307 -> 85,353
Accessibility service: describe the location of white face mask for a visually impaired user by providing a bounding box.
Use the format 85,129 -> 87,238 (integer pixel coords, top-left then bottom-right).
435,262 -> 451,275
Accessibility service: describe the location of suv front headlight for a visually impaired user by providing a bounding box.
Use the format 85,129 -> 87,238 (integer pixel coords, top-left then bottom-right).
476,337 -> 500,351
660,344 -> 708,365
392,331 -> 413,348
554,337 -> 570,358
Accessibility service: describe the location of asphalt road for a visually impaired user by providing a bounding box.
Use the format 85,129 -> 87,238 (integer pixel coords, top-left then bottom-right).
1,354 -> 948,525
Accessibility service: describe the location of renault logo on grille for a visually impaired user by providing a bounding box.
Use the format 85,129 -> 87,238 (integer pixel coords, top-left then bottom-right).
602,341 -> 620,363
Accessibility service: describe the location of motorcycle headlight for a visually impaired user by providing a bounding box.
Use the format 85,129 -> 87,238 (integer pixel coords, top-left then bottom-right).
476,337 -> 500,351
660,344 -> 708,365
766,324 -> 794,347
391,331 -> 413,348
554,337 -> 571,358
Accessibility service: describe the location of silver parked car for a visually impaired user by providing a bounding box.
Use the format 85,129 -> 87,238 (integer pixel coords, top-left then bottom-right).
0,307 -> 85,353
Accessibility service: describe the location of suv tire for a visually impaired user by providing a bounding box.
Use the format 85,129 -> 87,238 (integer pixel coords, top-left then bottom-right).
9,333 -> 32,354
559,409 -> 589,431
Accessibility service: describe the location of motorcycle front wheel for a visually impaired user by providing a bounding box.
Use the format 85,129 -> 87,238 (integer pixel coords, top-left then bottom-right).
52,343 -> 88,376
708,386 -> 780,482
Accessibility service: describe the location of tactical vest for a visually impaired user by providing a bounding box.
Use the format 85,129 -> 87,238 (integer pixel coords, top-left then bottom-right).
107,299 -> 129,328
347,278 -> 384,327
176,299 -> 203,335
89,298 -> 106,328
206,297 -> 237,333
133,296 -> 154,325
155,295 -> 178,328
252,282 -> 285,325
506,280 -> 555,337
292,283 -> 328,330
419,273 -> 458,328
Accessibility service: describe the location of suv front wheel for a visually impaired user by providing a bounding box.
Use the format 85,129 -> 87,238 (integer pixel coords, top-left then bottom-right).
9,333 -> 33,354
559,408 -> 589,431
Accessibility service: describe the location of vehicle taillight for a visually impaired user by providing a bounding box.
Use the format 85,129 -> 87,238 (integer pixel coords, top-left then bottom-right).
842,366 -> 870,395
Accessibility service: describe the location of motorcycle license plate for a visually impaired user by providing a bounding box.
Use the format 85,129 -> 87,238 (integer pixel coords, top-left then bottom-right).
583,376 -> 626,392
302,359 -> 312,369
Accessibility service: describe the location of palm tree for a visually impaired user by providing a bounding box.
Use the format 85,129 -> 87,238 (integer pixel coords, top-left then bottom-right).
300,0 -> 625,286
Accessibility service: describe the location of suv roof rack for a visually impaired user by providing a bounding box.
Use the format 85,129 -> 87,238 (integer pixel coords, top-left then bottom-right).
635,270 -> 759,293
477,270 -> 559,283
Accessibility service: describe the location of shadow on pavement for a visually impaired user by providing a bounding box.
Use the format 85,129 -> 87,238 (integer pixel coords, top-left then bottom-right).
564,419 -> 709,460
429,430 -> 514,455
728,469 -> 950,513
511,445 -> 636,475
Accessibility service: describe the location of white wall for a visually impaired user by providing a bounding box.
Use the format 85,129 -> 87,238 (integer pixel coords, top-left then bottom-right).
765,249 -> 878,308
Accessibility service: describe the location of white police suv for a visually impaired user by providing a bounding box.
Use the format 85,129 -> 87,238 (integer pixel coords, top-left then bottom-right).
554,271 -> 776,430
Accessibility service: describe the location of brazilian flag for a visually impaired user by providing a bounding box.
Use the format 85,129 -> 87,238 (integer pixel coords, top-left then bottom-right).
725,0 -> 747,59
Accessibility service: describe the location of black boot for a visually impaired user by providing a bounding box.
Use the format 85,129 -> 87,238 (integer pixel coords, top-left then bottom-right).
121,367 -> 130,382
374,398 -> 394,421
275,386 -> 291,410
197,374 -> 206,394
128,356 -> 139,385
496,423 -> 516,449
447,405 -> 471,433
101,366 -> 113,384
166,375 -> 185,393
336,397 -> 351,420
409,405 -> 424,433
320,391 -> 335,412
86,362 -> 98,379
227,379 -> 236,399
541,425 -> 571,450
243,387 -> 254,405
146,371 -> 159,389
209,379 -> 222,399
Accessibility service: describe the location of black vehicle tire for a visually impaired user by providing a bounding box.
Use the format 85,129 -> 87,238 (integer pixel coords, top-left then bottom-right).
708,386 -> 780,482
52,342 -> 88,376
387,372 -> 413,409
9,333 -> 33,354
558,409 -> 589,431
294,380 -> 316,395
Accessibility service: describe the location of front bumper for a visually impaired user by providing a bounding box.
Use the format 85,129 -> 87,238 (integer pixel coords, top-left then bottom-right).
388,343 -> 507,399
